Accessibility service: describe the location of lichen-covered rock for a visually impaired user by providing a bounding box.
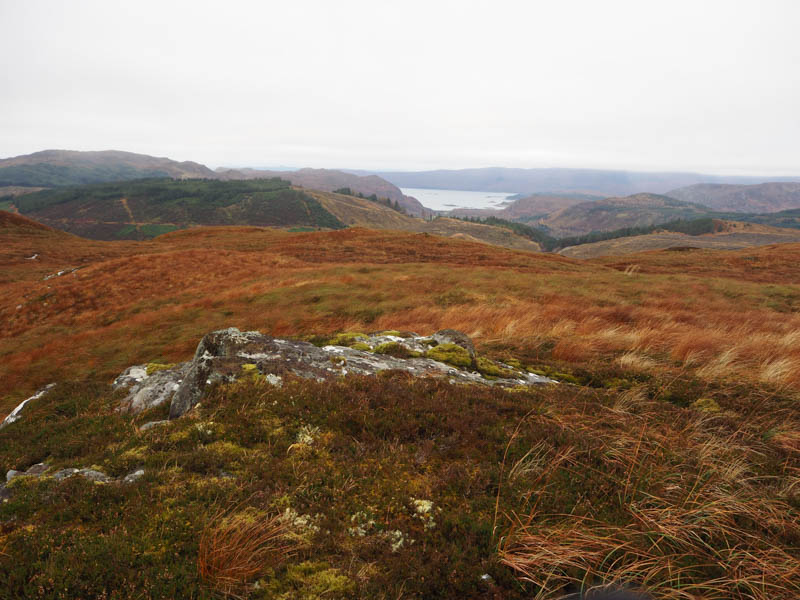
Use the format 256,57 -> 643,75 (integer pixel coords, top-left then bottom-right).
0,383 -> 56,430
110,327 -> 554,420
52,468 -> 110,483
114,362 -> 190,413
432,329 -> 476,360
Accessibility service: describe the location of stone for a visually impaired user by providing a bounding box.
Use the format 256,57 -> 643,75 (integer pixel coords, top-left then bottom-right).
6,470 -> 21,482
52,468 -> 110,483
115,363 -> 190,413
122,469 -> 145,484
110,327 -> 554,421
432,329 -> 476,360
0,384 -> 56,430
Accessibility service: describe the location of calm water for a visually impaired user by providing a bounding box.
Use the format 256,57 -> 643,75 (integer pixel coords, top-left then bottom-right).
400,187 -> 517,212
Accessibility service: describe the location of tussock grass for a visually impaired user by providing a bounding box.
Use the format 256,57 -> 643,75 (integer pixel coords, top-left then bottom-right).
198,507 -> 297,598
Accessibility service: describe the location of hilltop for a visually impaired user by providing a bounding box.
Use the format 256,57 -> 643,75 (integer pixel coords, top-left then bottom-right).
0,149 -> 219,187
0,222 -> 798,599
559,219 -> 800,258
446,193 -> 600,221
535,193 -> 711,237
218,167 -> 428,217
668,182 -> 800,213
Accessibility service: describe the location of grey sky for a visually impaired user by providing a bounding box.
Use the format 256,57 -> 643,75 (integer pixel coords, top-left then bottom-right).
1,0 -> 799,174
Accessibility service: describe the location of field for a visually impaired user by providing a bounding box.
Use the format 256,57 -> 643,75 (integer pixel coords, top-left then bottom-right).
1,217 -> 798,599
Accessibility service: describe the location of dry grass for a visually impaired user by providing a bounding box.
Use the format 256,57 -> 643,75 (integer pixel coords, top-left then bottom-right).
198,507 -> 297,598
4,225 -> 800,411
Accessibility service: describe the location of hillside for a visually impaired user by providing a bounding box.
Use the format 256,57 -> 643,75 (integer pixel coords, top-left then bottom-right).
559,220 -> 800,258
361,166 -> 799,197
538,193 -> 711,237
445,193 -> 600,221
0,149 -> 219,187
0,224 -> 798,599
11,179 -> 345,240
218,167 -> 429,217
310,189 -> 542,251
667,182 -> 800,213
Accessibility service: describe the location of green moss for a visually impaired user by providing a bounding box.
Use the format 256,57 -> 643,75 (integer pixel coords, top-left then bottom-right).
327,332 -> 368,347
378,330 -> 402,337
258,561 -> 355,600
330,356 -> 347,365
374,342 -> 420,359
426,343 -> 472,368
349,342 -> 372,351
477,357 -> 513,379
692,397 -> 722,413
146,362 -> 176,376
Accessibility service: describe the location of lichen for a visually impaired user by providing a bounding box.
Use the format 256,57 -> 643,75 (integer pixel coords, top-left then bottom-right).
327,332 -> 368,347
426,343 -> 472,368
146,362 -> 175,376
477,357 -> 513,379
692,397 -> 722,413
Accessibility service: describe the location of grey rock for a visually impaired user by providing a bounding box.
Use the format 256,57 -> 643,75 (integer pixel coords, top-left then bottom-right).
116,363 -> 190,413
52,468 -> 110,483
0,383 -> 56,430
139,419 -> 169,431
122,469 -> 145,484
0,484 -> 11,502
52,468 -> 79,481
6,470 -> 21,482
110,327 -> 554,421
25,463 -> 50,476
432,329 -> 476,359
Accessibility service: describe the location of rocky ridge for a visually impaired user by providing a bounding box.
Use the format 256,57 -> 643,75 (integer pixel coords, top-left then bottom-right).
113,328 -> 554,421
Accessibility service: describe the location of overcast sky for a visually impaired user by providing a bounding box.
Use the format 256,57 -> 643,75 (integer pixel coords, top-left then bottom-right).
1,0 -> 799,174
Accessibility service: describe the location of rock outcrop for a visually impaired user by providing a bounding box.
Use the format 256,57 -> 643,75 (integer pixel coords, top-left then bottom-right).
111,328 -> 555,420
0,383 -> 56,430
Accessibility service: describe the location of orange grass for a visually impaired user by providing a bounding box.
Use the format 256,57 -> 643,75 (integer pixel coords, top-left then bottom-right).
4,225 -> 800,410
197,508 -> 296,598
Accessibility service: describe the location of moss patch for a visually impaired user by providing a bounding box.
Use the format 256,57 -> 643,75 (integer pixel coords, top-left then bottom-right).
426,343 -> 472,368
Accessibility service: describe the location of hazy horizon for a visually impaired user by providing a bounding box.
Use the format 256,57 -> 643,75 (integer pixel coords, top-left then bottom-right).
2,1 -> 799,175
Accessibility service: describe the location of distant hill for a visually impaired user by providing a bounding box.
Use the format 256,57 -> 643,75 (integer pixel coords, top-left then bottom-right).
361,166 -> 798,197
308,189 -> 541,251
11,178 -> 345,240
446,193 -> 602,221
0,150 -> 220,187
6,179 -> 541,251
216,167 -> 428,217
667,182 -> 800,213
558,219 -> 800,258
537,193 -> 711,237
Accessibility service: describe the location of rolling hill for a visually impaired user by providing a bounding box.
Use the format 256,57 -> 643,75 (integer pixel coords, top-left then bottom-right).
445,193 -> 601,221
362,166 -> 800,197
11,178 -> 346,240
667,182 -> 800,213
537,193 -> 712,237
0,149 -> 220,187
218,167 -> 428,217
558,220 -> 800,258
6,179 -> 542,250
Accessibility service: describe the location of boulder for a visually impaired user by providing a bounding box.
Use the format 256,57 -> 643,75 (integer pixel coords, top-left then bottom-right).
115,363 -> 190,413
108,327 -> 554,420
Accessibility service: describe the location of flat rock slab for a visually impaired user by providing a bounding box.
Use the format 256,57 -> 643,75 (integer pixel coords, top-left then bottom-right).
110,328 -> 555,420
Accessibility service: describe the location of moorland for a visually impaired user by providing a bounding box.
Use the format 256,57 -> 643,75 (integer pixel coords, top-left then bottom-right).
1,205 -> 799,598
